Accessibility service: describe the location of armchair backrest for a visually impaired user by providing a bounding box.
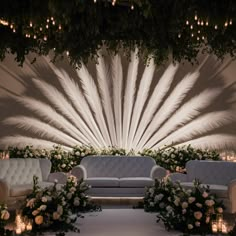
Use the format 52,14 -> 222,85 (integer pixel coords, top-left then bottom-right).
80,155 -> 156,178
186,160 -> 236,185
0,158 -> 51,185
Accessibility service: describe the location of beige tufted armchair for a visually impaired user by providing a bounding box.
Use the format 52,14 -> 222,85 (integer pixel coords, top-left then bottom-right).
0,158 -> 67,204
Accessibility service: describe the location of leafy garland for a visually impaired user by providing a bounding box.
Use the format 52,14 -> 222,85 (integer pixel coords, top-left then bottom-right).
0,0 -> 235,66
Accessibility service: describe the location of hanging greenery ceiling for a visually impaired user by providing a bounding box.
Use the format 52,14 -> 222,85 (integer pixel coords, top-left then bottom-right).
0,0 -> 236,66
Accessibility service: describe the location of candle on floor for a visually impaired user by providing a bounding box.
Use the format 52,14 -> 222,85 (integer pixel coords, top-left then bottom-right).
16,227 -> 22,234
222,221 -> 228,234
26,222 -> 32,231
211,221 -> 218,233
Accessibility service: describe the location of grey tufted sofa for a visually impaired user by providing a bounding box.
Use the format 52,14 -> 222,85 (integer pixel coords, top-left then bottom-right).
0,158 -> 67,204
169,160 -> 236,213
71,155 -> 167,197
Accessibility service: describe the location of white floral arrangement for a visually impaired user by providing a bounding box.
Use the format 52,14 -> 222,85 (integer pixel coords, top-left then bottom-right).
21,175 -> 90,234
144,178 -> 224,235
0,204 -> 10,234
140,145 -> 220,173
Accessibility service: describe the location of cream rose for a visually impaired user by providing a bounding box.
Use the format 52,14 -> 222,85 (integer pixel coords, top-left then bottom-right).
35,215 -> 43,225
181,202 -> 188,209
187,224 -> 193,230
196,203 -> 202,208
188,197 -> 196,204
53,212 -> 60,220
194,211 -> 203,220
1,210 -> 10,220
32,210 -> 39,216
39,205 -> 47,211
41,196 -> 47,203
202,191 -> 208,198
217,207 -> 223,213
195,221 -> 201,227
205,200 -> 215,207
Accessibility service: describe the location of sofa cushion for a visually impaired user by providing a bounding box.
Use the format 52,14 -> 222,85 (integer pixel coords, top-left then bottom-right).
85,178 -> 119,187
180,182 -> 228,198
119,177 -> 154,188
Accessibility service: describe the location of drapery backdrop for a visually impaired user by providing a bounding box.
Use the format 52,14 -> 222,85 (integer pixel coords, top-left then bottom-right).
0,51 -> 236,151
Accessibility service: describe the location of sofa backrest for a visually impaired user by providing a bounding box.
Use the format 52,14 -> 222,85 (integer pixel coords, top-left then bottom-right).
0,158 -> 51,185
186,160 -> 236,185
80,156 -> 156,178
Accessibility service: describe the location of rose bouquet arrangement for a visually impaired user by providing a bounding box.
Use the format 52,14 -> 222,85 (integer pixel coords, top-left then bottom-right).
140,145 -> 220,173
0,204 -> 10,234
144,178 -> 224,235
62,175 -> 90,213
71,144 -> 97,165
21,176 -> 80,235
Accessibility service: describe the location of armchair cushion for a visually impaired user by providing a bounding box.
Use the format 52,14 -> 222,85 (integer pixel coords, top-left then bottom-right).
150,166 -> 167,180
71,165 -> 87,180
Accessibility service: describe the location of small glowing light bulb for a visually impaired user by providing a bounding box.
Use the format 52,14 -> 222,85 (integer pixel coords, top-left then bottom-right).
197,21 -> 200,25
198,30 -> 200,34
33,35 -> 37,39
10,24 -> 13,29
197,37 -> 200,41
225,22 -> 228,27
51,17 -> 54,21
40,27 -> 43,31
13,28 -> 16,33
201,21 -> 204,26
30,22 -> 33,27
191,33 -> 194,37
44,36 -> 47,41
186,20 -> 189,25
52,21 -> 55,25
215,25 -> 218,30
66,51 -> 69,56
94,0 -> 96,2
131,4 -> 134,10
46,24 -> 49,29
190,25 -> 193,29
178,33 -> 181,38
206,21 -> 209,26
58,25 -> 62,30
229,19 -> 232,25
194,15 -> 198,20
112,1 -> 115,6
53,48 -> 56,51
202,36 -> 205,40
47,18 -> 50,23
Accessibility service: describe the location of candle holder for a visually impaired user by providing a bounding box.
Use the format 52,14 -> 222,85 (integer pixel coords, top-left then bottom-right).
211,220 -> 218,233
216,213 -> 223,232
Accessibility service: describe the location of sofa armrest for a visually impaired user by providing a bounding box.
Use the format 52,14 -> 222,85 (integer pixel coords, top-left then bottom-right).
48,172 -> 68,184
71,165 -> 87,180
168,173 -> 188,182
150,165 -> 167,180
228,179 -> 236,213
0,179 -> 9,203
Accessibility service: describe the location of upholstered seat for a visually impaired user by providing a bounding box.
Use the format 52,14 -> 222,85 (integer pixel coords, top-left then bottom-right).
71,155 -> 166,197
169,160 -> 236,213
0,158 -> 67,204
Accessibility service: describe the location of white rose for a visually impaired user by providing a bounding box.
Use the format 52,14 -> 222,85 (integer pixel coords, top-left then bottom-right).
39,205 -> 47,211
1,210 -> 10,220
202,191 -> 208,198
195,221 -> 201,227
188,224 -> 193,230
35,215 -> 43,225
41,197 -> 47,203
196,203 -> 202,208
181,202 -> 188,209
182,209 -> 187,214
188,197 -> 196,204
75,151 -> 80,156
67,193 -> 72,200
70,187 -> 76,193
24,154 -> 28,158
57,154 -> 62,160
53,212 -> 60,220
174,198 -> 180,206
166,206 -> 172,212
149,202 -> 154,207
62,164 -> 66,168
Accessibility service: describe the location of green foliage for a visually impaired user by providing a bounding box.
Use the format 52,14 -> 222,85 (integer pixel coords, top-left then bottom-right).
0,0 -> 235,66
144,178 -> 224,235
140,145 -> 220,173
